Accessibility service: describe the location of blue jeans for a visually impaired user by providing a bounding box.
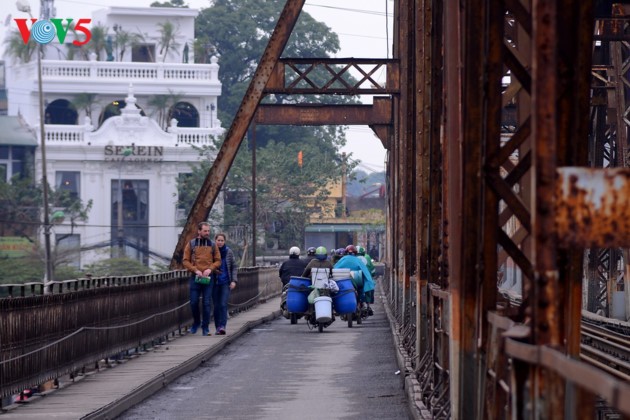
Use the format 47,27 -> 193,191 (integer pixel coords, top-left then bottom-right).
212,282 -> 231,330
189,276 -> 213,329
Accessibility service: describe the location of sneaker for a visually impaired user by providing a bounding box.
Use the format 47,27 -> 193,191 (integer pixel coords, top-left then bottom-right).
218,327 -> 226,335
202,328 -> 210,336
189,325 -> 199,334
367,307 -> 374,316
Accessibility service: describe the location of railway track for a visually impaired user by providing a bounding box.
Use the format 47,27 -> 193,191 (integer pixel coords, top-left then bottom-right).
581,320 -> 630,381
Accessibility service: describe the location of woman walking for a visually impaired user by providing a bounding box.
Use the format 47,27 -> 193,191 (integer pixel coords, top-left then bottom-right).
212,233 -> 237,335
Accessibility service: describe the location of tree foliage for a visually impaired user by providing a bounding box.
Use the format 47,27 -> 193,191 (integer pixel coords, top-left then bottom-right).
3,29 -> 38,64
0,176 -> 93,280
84,257 -> 153,277
150,0 -> 188,7
184,0 -> 361,252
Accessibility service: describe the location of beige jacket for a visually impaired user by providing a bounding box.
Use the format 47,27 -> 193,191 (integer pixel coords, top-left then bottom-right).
182,237 -> 221,274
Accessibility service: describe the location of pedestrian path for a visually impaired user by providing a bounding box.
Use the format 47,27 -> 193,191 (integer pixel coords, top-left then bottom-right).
0,297 -> 283,419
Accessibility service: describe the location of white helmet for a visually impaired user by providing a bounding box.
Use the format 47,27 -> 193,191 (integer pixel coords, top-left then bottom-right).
289,246 -> 300,256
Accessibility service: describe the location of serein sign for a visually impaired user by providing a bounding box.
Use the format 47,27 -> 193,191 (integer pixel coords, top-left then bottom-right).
14,18 -> 92,45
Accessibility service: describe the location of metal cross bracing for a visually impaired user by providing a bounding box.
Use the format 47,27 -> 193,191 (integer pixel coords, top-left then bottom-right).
584,6 -> 630,320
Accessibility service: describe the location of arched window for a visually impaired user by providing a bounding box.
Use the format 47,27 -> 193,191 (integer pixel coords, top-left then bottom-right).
45,99 -> 78,125
169,102 -> 199,128
98,99 -> 146,126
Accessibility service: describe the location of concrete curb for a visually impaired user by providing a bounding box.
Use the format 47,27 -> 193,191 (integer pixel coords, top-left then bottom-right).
381,292 -> 431,420
83,309 -> 282,420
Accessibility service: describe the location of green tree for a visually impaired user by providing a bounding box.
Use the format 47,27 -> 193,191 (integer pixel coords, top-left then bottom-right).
89,24 -> 110,60
187,0 -> 361,251
0,176 -> 93,281
113,28 -> 140,62
84,257 -> 152,276
156,21 -> 182,62
148,89 -> 184,129
150,0 -> 188,7
72,93 -> 99,120
3,29 -> 38,63
64,23 -> 109,60
178,139 -> 350,250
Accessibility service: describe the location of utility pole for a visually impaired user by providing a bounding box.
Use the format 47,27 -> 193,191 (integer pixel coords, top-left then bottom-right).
251,122 -> 256,266
17,0 -> 54,282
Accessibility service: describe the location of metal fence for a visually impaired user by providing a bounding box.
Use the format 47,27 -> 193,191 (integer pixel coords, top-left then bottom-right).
0,267 -> 281,403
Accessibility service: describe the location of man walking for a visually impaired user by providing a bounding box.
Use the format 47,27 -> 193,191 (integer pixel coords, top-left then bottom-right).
183,222 -> 222,336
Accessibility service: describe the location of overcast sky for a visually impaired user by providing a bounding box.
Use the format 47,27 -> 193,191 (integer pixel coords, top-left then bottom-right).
1,0 -> 392,173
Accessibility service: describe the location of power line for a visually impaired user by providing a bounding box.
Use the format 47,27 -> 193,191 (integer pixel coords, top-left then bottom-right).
305,2 -> 393,18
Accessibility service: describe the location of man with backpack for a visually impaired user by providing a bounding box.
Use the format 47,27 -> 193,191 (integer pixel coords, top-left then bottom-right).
182,222 -> 222,336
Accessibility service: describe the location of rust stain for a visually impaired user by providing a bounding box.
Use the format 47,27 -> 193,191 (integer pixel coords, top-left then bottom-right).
556,167 -> 630,247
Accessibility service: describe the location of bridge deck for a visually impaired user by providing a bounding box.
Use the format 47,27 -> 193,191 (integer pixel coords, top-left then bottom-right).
1,298 -> 282,419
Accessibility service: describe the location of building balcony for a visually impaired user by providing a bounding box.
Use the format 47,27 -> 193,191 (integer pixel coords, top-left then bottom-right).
42,123 -> 218,146
9,59 -> 221,97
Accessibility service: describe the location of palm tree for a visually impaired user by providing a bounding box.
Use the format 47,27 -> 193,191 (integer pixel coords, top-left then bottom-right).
114,29 -> 139,61
72,93 -> 99,121
65,22 -> 108,60
133,30 -> 156,63
3,29 -> 38,64
89,24 -> 109,61
148,90 -> 184,129
156,21 -> 181,62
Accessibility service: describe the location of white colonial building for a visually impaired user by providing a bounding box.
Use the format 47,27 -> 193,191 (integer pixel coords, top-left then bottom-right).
5,6 -> 223,268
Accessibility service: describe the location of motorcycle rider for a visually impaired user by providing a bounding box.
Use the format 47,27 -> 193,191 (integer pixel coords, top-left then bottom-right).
279,246 -> 308,286
334,244 -> 375,316
302,246 -> 334,278
305,247 -> 317,262
357,245 -> 375,315
279,246 -> 308,318
331,247 -> 346,265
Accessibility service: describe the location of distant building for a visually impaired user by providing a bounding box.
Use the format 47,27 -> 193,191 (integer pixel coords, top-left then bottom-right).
5,7 -> 224,268
304,174 -> 385,259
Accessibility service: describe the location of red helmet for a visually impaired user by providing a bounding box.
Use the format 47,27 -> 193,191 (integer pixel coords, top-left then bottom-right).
345,244 -> 357,255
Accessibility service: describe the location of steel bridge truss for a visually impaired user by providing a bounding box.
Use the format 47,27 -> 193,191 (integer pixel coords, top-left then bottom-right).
174,1 -> 630,418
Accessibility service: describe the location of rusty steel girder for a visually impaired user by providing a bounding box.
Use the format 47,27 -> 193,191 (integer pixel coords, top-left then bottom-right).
556,167 -> 630,248
170,0 -> 306,267
254,98 -> 392,126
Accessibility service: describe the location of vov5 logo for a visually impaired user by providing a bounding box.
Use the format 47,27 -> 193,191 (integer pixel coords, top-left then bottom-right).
14,18 -> 92,46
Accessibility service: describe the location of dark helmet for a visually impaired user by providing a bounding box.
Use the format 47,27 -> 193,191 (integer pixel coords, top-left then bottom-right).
315,246 -> 327,260
357,246 -> 366,256
307,247 -> 316,256
345,244 -> 357,255
335,248 -> 346,256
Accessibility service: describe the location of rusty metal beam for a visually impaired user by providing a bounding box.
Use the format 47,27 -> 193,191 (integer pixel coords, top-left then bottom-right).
170,0 -> 305,268
458,0 -> 487,417
254,98 -> 392,126
556,167 -> 630,248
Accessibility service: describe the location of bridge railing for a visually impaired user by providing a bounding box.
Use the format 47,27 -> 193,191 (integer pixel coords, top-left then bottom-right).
0,267 -> 281,403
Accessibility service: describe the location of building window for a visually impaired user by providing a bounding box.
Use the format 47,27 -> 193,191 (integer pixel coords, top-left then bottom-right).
0,145 -> 31,181
132,44 -> 155,63
56,233 -> 80,268
45,99 -> 78,125
170,102 -> 200,127
56,171 -> 80,200
111,179 -> 149,264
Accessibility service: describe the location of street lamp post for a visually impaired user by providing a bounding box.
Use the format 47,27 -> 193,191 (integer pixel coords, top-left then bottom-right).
16,0 -> 53,282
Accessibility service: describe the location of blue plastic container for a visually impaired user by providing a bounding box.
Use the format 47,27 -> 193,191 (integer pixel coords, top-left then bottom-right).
333,278 -> 357,314
287,276 -> 311,313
